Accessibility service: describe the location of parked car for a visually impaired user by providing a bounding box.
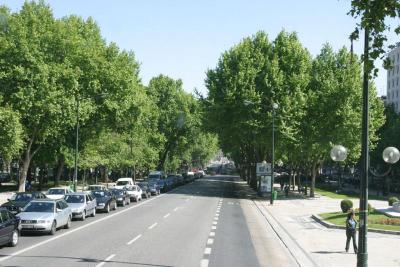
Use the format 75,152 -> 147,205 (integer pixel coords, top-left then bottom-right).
114,178 -> 135,190
110,189 -> 130,207
46,187 -> 74,200
157,179 -> 167,193
64,193 -> 96,220
1,192 -> 47,214
125,185 -> 142,202
137,182 -> 151,199
92,190 -> 117,213
88,185 -> 107,191
0,207 -> 20,247
175,175 -> 184,186
0,173 -> 11,183
165,177 -> 175,190
148,182 -> 160,195
19,199 -> 72,235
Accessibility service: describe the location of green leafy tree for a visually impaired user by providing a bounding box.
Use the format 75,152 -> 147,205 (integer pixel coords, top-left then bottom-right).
0,105 -> 23,163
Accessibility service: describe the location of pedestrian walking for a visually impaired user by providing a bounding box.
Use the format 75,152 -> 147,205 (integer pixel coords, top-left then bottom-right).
345,209 -> 358,253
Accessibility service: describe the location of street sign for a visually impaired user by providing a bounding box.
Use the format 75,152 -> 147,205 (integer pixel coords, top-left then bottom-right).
260,175 -> 272,192
256,162 -> 271,175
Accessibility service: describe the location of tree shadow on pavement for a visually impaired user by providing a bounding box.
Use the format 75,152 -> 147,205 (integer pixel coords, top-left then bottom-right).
0,254 -> 174,266
312,250 -> 348,254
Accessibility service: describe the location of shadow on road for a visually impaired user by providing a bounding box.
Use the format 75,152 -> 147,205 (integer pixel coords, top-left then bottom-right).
0,254 -> 174,266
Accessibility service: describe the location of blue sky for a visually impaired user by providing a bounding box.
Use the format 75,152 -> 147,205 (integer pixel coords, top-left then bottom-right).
2,0 -> 399,96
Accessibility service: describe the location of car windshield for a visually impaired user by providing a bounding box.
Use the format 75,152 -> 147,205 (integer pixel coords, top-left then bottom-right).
24,202 -> 54,213
14,193 -> 34,201
116,181 -> 129,185
48,189 -> 65,195
65,195 -> 84,203
112,190 -> 123,195
93,191 -> 106,198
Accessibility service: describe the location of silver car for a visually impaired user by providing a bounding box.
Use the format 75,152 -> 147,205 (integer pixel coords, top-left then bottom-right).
18,199 -> 72,235
64,193 -> 96,220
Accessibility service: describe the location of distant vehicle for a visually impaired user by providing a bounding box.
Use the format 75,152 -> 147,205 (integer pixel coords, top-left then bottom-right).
157,179 -> 167,193
110,189 -> 130,207
165,176 -> 175,190
92,190 -> 117,213
148,171 -> 165,181
175,175 -> 184,186
19,199 -> 72,235
137,182 -> 151,199
125,185 -> 142,202
148,181 -> 160,195
186,172 -> 195,182
114,178 -> 135,190
0,173 -> 11,183
64,193 -> 96,220
88,184 -> 107,191
1,192 -> 47,214
46,188 -> 74,200
0,207 -> 20,247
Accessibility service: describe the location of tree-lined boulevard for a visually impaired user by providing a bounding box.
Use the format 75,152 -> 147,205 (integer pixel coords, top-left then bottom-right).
1,1 -> 400,267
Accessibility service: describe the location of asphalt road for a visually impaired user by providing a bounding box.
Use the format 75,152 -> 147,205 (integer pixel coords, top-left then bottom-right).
0,175 -> 296,267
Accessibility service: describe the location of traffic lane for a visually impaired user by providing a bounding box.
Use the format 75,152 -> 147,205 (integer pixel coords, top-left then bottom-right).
0,183 -> 202,266
108,183 -> 224,266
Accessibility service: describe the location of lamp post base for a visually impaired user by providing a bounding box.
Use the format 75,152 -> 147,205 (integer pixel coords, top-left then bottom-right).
357,252 -> 368,267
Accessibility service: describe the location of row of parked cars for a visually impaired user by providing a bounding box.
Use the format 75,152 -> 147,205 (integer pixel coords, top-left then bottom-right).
0,171 -> 205,248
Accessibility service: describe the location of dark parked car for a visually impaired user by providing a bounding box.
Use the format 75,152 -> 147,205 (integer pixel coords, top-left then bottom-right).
110,189 -> 130,207
138,182 -> 151,199
157,180 -> 167,193
92,190 -> 117,213
0,208 -> 20,247
0,173 -> 11,183
148,182 -> 160,195
1,192 -> 47,214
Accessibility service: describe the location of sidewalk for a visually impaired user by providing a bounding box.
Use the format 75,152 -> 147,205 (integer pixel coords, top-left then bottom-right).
255,194 -> 400,267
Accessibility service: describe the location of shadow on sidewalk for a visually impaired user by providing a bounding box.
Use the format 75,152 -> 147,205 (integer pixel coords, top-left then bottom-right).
312,250 -> 347,254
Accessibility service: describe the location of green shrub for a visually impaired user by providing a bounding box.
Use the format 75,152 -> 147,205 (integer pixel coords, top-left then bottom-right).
340,199 -> 353,213
388,197 -> 399,206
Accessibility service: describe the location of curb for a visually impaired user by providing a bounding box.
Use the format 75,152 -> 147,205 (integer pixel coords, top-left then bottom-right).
311,214 -> 400,236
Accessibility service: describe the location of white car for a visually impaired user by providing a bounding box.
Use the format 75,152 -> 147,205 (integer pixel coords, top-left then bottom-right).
46,188 -> 74,200
64,193 -> 96,220
125,185 -> 142,202
19,199 -> 72,235
114,178 -> 135,190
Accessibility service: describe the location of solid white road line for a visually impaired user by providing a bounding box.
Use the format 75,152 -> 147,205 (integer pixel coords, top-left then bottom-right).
148,223 -> 158,230
0,190 -> 169,263
204,247 -> 212,254
200,259 -> 209,267
207,238 -> 214,245
163,213 -> 171,218
210,232 -> 215,237
96,254 -> 116,267
126,234 -> 142,245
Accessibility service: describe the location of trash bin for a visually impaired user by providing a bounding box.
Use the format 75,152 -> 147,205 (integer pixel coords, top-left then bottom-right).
273,190 -> 278,200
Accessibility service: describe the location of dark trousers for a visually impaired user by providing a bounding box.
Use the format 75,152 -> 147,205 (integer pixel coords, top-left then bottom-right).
346,230 -> 358,252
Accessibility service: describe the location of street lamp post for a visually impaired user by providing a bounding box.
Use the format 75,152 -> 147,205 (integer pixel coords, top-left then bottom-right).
271,103 -> 278,205
331,145 -> 399,267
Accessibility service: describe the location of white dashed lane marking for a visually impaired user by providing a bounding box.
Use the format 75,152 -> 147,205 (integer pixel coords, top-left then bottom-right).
163,213 -> 170,218
204,247 -> 212,254
148,223 -> 158,230
95,254 -> 116,267
126,234 -> 142,245
200,259 -> 209,267
207,238 -> 214,245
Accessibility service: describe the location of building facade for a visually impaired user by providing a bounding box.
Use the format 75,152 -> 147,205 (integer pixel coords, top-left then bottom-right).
387,42 -> 400,112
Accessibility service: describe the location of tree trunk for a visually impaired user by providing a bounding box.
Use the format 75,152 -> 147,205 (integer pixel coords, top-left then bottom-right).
55,156 -> 65,186
310,162 -> 317,197
250,164 -> 257,189
18,149 -> 32,192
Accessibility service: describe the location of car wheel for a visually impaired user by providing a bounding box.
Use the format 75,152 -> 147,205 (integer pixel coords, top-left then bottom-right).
65,216 -> 71,229
49,221 -> 57,235
81,211 -> 86,221
9,230 -> 18,247
92,208 -> 96,217
106,204 -> 110,213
